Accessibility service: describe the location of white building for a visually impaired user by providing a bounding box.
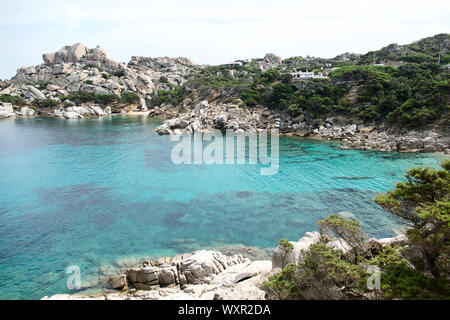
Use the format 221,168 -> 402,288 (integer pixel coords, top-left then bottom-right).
220,61 -> 243,67
290,70 -> 329,79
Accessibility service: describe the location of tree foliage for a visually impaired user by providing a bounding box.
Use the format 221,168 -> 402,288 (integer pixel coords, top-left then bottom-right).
375,160 -> 450,278
265,161 -> 450,300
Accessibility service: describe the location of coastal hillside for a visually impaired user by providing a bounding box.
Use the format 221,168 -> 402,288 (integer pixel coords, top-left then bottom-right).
0,43 -> 201,115
150,33 -> 449,130
0,34 -> 449,152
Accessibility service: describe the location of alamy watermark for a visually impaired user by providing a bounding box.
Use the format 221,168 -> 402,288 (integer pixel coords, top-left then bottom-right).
66,5 -> 81,30
66,265 -> 81,290
170,129 -> 279,175
366,265 -> 381,290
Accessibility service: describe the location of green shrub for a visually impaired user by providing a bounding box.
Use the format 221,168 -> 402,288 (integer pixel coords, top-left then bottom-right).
112,70 -> 125,78
265,243 -> 367,300
382,264 -> 450,300
159,76 -> 169,84
120,91 -> 139,104
264,159 -> 450,300
375,160 -> 450,278
62,91 -> 96,104
0,95 -> 27,106
148,87 -> 184,107
82,64 -> 97,70
95,94 -> 118,106
278,239 -> 294,250
32,98 -> 59,109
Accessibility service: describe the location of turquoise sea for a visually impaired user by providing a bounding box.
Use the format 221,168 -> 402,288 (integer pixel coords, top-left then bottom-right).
0,115 -> 446,299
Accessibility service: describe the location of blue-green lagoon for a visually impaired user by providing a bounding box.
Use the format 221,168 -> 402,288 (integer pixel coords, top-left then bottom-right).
0,115 -> 446,299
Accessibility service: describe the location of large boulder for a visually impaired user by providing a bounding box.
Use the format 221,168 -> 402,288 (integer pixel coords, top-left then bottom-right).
0,103 -> 15,118
211,260 -> 271,286
214,113 -> 228,128
0,111 -> 16,118
43,43 -> 88,65
344,124 -> 357,135
175,250 -> 246,285
0,102 -> 14,113
43,52 -> 56,64
23,67 -> 36,75
262,53 -> 282,70
62,111 -> 83,119
126,265 -> 178,290
66,106 -> 91,115
377,234 -> 407,246
158,266 -> 178,286
25,85 -> 46,100
126,266 -> 160,290
19,107 -> 35,116
68,43 -> 88,62
155,124 -> 172,135
108,274 -> 127,290
91,106 -> 106,116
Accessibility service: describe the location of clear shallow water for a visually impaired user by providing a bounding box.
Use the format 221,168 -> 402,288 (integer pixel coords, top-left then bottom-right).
0,116 -> 446,299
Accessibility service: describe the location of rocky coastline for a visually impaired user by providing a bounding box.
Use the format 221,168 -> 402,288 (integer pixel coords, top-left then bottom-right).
0,43 -> 200,119
151,100 -> 450,153
42,232 -> 406,300
1,42 -> 448,153
3,96 -> 448,153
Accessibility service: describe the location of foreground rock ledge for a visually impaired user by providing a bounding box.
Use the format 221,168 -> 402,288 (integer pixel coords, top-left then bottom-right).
42,232 -> 406,300
42,250 -> 274,300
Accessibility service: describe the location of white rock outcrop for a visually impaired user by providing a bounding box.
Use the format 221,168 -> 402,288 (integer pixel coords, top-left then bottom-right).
44,251 -> 272,301
271,232 -> 321,269
0,102 -> 16,118
19,107 -> 35,116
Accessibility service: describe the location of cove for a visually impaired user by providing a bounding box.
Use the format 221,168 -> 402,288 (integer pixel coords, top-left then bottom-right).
0,115 -> 446,299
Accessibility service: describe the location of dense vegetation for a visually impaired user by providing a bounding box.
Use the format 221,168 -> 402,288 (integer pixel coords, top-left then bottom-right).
148,34 -> 449,129
358,33 -> 450,65
147,86 -> 185,108
0,94 -> 27,106
264,160 -> 450,300
1,90 -> 140,110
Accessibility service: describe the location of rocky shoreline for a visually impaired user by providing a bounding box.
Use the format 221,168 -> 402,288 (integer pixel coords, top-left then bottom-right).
1,42 -> 448,153
3,98 -> 448,154
0,101 -> 140,119
0,43 -> 200,119
42,232 -> 406,300
151,100 -> 449,153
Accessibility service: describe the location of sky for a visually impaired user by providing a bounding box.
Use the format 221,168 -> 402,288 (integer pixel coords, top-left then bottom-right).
0,0 -> 449,79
